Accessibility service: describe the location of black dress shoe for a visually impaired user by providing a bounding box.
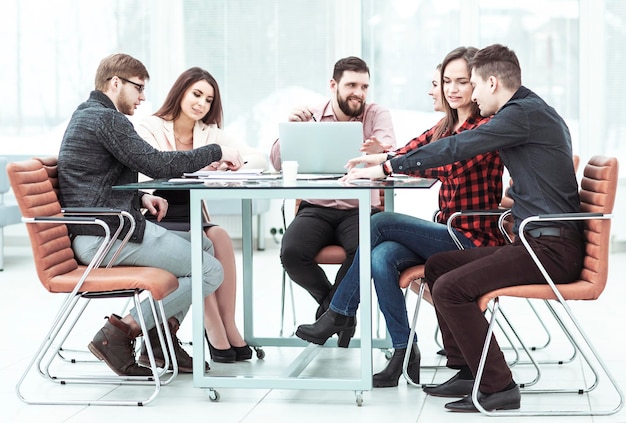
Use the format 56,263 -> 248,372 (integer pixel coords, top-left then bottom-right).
373,344 -> 420,387
295,309 -> 356,348
207,342 -> 236,363
209,343 -> 237,363
232,344 -> 253,361
423,372 -> 474,397
204,333 -> 236,363
436,348 -> 447,356
444,385 -> 521,412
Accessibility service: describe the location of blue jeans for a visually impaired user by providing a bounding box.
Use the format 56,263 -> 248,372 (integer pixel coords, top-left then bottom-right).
72,221 -> 223,329
329,211 -> 475,349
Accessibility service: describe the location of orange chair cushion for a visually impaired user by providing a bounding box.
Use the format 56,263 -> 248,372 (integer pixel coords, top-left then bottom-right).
478,155 -> 617,311
315,245 -> 348,264
51,266 -> 179,300
399,265 -> 425,289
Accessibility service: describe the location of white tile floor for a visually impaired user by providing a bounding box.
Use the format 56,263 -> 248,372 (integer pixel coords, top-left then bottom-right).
1,232 -> 625,423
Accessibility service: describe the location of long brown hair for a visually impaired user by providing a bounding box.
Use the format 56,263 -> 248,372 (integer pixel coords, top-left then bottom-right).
432,47 -> 481,141
153,67 -> 223,127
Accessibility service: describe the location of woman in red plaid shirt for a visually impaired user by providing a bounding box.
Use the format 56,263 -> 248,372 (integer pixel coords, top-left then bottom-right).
296,46 -> 505,387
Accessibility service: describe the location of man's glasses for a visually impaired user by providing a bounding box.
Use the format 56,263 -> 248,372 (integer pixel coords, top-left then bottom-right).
108,76 -> 145,93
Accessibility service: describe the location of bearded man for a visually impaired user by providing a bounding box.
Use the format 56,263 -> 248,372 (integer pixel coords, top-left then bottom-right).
269,56 -> 396,317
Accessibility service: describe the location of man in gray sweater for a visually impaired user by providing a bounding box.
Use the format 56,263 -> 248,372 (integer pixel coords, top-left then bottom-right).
58,53 -> 243,376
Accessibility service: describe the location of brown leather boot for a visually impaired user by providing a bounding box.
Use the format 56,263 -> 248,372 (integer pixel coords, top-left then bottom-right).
88,314 -> 152,376
138,317 -> 209,373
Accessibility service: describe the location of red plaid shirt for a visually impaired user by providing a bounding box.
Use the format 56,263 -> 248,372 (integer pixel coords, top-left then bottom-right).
394,115 -> 504,247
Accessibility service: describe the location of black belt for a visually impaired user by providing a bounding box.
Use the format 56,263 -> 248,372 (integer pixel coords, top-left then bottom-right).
525,227 -> 581,242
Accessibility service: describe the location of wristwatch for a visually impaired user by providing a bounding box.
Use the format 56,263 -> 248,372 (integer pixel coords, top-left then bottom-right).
381,160 -> 393,177
386,151 -> 398,161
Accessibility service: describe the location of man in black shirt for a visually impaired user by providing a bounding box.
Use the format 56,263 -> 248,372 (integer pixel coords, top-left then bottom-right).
343,44 -> 583,412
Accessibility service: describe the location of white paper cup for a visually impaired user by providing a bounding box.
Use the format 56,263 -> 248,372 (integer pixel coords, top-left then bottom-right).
282,161 -> 299,182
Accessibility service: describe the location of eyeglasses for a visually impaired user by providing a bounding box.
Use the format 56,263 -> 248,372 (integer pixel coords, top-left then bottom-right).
108,76 -> 145,93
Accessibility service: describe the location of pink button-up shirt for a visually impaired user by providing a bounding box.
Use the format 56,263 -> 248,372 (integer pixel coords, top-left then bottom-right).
270,100 -> 395,209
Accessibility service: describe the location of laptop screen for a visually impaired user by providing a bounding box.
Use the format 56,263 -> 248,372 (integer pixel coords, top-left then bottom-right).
279,121 -> 364,174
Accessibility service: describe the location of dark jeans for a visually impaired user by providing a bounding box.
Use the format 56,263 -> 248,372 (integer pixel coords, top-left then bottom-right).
280,202 -> 378,304
425,231 -> 584,393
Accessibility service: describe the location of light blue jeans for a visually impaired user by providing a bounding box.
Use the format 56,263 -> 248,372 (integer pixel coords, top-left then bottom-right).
329,211 -> 475,349
72,221 -> 223,329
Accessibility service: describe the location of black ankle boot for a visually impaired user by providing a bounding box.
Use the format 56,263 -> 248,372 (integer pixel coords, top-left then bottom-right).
373,344 -> 421,387
295,309 -> 356,348
315,298 -> 330,320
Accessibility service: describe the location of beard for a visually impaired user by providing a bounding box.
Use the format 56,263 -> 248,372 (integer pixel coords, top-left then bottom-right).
336,91 -> 364,118
117,90 -> 135,115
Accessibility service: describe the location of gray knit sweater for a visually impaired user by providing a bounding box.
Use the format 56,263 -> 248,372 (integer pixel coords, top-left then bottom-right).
58,90 -> 222,243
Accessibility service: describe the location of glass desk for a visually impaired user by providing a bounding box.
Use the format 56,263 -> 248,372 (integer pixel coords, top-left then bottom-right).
115,177 -> 436,404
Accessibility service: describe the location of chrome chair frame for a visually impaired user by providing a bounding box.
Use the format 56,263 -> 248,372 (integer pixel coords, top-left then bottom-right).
472,155 -> 623,416
401,209 -> 540,387
473,213 -> 624,416
15,212 -> 179,406
9,158 -> 179,406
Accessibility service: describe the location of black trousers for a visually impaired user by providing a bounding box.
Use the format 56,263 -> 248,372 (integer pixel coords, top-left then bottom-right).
280,201 -> 379,305
425,231 -> 584,393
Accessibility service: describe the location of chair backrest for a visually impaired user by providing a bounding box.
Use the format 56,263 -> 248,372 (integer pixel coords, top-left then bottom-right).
34,156 -> 60,193
478,155 -> 619,309
576,155 -> 617,296
6,159 -> 80,290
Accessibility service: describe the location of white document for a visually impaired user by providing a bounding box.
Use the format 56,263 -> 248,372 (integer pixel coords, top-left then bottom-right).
174,169 -> 281,182
183,169 -> 266,178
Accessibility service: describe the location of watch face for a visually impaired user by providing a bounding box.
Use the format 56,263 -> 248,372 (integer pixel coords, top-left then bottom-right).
382,161 -> 392,176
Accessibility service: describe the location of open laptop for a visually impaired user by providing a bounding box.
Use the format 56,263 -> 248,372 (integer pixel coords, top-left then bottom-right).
279,121 -> 363,178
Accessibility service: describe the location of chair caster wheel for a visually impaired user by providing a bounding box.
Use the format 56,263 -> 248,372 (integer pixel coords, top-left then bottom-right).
254,347 -> 265,359
355,391 -> 363,407
207,388 -> 220,402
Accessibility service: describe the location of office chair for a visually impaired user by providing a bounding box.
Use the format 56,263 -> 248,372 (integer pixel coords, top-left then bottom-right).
9,158 -> 180,406
279,191 -> 383,337
472,155 -> 623,416
483,156 -> 583,361
279,199 -> 348,335
397,209 -> 529,387
399,154 -> 581,380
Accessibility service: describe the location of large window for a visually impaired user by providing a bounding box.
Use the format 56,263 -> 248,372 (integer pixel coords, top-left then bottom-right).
605,0 -> 626,160
362,1 -> 463,112
2,0 -> 624,241
478,1 -> 579,117
362,0 -> 581,145
0,0 -> 616,155
1,0 -> 344,157
179,0 -> 342,155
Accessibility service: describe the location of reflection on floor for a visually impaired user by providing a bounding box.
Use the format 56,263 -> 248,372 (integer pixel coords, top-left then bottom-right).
1,236 -> 625,423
